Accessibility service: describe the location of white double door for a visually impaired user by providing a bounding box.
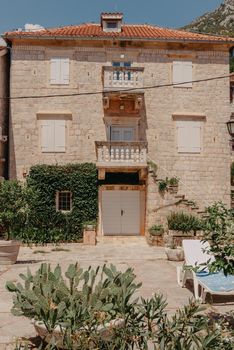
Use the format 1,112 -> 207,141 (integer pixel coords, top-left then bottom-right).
102,190 -> 140,235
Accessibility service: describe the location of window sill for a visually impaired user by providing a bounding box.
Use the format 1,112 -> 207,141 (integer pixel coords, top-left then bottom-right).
41,151 -> 66,154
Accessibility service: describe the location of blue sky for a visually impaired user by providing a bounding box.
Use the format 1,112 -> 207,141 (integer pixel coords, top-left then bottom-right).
0,0 -> 222,34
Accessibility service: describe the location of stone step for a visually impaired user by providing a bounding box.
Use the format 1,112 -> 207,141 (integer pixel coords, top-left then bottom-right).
97,236 -> 147,245
174,195 -> 185,199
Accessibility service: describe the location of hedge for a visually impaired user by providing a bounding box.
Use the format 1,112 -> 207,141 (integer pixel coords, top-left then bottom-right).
17,163 -> 98,244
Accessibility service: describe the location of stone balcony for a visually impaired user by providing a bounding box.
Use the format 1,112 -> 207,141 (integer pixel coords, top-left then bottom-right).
95,141 -> 148,179
103,66 -> 144,90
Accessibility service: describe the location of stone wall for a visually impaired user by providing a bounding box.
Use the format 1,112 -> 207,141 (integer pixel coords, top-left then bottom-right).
9,43 -> 233,218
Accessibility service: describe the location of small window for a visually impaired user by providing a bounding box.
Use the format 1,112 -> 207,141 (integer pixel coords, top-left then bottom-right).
56,191 -> 72,212
112,61 -> 131,67
107,22 -> 118,29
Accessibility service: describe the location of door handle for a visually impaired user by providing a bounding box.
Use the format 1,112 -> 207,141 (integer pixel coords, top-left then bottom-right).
121,209 -> 124,216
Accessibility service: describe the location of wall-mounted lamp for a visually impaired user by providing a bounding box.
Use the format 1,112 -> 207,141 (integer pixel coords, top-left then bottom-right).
227,113 -> 234,150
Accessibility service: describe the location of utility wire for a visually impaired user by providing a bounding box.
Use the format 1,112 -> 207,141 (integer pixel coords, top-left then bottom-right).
0,72 -> 233,100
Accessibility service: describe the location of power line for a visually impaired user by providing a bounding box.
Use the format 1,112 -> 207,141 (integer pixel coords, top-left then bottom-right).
0,72 -> 233,100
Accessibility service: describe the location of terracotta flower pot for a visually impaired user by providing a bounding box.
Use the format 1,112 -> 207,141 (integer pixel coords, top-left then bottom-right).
0,240 -> 20,265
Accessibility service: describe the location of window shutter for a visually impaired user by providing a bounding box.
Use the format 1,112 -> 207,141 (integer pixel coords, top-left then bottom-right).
41,120 -> 54,152
189,122 -> 201,152
177,121 -> 201,153
177,122 -> 190,153
50,58 -> 60,84
182,61 -> 192,87
61,58 -> 70,84
173,61 -> 192,87
54,120 -> 66,152
173,61 -> 182,85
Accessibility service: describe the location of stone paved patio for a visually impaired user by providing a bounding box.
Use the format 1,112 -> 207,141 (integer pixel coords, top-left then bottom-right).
0,242 -> 233,349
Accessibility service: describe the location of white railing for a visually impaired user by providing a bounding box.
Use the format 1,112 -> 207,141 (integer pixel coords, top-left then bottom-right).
103,67 -> 144,89
95,141 -> 147,165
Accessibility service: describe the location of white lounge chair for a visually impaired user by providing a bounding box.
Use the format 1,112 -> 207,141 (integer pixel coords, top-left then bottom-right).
177,239 -> 234,301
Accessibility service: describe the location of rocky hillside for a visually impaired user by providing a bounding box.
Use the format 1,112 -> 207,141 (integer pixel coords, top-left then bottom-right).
183,0 -> 234,37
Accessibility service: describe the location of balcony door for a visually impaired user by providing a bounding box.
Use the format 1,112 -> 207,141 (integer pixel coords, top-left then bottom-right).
110,126 -> 134,142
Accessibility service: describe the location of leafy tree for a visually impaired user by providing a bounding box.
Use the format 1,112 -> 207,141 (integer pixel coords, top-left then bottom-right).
203,202 -> 234,276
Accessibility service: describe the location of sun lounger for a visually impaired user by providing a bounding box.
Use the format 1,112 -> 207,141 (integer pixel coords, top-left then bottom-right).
177,239 -> 234,301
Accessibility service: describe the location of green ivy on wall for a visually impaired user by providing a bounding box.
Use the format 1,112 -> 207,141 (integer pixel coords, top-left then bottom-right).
20,163 -> 98,244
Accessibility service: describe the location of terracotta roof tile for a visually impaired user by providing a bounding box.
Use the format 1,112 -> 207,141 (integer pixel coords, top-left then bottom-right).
4,23 -> 234,43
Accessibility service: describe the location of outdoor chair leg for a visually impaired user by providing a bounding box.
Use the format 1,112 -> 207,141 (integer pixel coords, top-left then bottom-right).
193,276 -> 201,300
177,266 -> 186,287
201,288 -> 207,303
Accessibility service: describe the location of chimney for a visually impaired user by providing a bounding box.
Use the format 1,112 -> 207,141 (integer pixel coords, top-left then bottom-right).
101,12 -> 123,33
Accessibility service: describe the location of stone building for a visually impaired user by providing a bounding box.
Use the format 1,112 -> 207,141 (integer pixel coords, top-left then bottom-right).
0,45 -> 9,179
3,13 -> 234,237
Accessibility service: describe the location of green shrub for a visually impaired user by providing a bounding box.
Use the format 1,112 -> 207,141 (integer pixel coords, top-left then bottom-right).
7,263 -> 234,350
167,212 -> 203,233
0,180 -> 27,240
149,224 -> 164,236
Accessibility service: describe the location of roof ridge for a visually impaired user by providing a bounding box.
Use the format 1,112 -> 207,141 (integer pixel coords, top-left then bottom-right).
4,21 -> 234,42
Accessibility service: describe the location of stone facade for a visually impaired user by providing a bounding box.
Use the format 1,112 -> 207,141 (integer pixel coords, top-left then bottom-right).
0,47 -> 9,178
6,34 -> 234,231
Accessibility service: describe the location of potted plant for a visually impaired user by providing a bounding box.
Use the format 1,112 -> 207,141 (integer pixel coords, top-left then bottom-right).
83,220 -> 97,231
148,224 -> 164,246
0,181 -> 25,264
158,178 -> 169,194
167,212 -> 203,245
168,177 -> 179,194
164,235 -> 184,261
83,220 -> 97,245
6,263 -> 134,348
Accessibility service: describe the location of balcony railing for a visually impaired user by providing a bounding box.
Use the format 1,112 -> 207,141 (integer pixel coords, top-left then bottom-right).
95,141 -> 147,166
103,67 -> 144,90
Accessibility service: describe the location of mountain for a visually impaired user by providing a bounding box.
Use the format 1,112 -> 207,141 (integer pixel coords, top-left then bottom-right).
183,0 -> 234,37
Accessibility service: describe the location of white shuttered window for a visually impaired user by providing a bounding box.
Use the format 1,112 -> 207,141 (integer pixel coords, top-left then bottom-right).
173,61 -> 193,88
41,119 -> 66,152
177,121 -> 201,153
50,58 -> 70,85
